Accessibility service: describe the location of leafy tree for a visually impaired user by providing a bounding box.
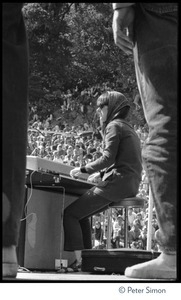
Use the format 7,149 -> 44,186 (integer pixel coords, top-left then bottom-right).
23,3 -> 145,126
23,3 -> 73,104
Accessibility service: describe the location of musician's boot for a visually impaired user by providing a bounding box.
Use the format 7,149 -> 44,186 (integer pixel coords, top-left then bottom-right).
124,252 -> 176,279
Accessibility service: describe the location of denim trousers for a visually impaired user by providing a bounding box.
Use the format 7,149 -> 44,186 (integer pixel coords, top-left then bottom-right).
3,4 -> 28,246
133,4 -> 177,252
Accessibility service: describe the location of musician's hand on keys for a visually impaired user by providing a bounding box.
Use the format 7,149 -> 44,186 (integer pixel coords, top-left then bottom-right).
70,167 -> 81,179
88,172 -> 101,184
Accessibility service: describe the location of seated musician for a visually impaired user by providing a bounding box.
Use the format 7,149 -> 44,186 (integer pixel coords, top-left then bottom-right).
63,91 -> 142,271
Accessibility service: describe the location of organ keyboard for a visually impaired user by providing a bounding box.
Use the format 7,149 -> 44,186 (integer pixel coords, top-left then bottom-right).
26,155 -> 89,181
26,156 -> 95,195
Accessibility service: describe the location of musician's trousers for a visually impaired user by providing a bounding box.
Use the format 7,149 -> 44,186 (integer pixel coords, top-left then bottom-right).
64,188 -> 112,251
3,4 -> 28,246
133,4 -> 177,252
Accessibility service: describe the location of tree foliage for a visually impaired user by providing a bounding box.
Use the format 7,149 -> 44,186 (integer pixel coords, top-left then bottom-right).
23,2 -> 145,125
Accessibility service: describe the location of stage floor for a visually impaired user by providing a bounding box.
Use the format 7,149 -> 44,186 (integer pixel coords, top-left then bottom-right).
3,270 -> 174,282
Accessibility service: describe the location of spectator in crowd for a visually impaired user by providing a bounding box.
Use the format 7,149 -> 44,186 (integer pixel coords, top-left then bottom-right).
73,144 -> 81,160
128,219 -> 141,245
53,151 -> 63,163
139,226 -> 147,250
63,152 -> 72,165
134,212 -> 144,230
128,208 -> 137,230
57,144 -> 66,156
112,215 -> 122,239
39,145 -> 47,158
83,145 -> 94,162
111,215 -> 124,248
116,227 -> 125,249
92,221 -> 104,249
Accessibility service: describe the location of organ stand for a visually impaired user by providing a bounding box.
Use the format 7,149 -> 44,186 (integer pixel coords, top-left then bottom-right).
17,156 -> 94,271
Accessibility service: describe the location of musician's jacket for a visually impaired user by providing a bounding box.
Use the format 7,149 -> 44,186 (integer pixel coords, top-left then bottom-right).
81,102 -> 142,202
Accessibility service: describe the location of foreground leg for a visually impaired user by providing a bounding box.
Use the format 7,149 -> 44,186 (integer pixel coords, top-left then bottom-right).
125,4 -> 177,279
3,3 -> 28,278
2,246 -> 18,278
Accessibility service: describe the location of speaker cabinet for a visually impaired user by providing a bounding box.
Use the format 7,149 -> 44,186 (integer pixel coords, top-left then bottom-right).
18,187 -> 76,270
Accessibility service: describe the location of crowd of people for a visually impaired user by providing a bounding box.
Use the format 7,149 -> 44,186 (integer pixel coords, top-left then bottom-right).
27,115 -> 157,251
28,121 -> 101,167
27,114 -> 148,169
92,201 -> 159,252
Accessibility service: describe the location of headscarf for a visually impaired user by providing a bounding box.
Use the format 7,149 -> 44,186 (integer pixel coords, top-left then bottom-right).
105,91 -> 130,126
98,91 -> 130,134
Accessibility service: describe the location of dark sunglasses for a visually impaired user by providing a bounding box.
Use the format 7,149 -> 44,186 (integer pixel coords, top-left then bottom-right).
97,103 -> 105,109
